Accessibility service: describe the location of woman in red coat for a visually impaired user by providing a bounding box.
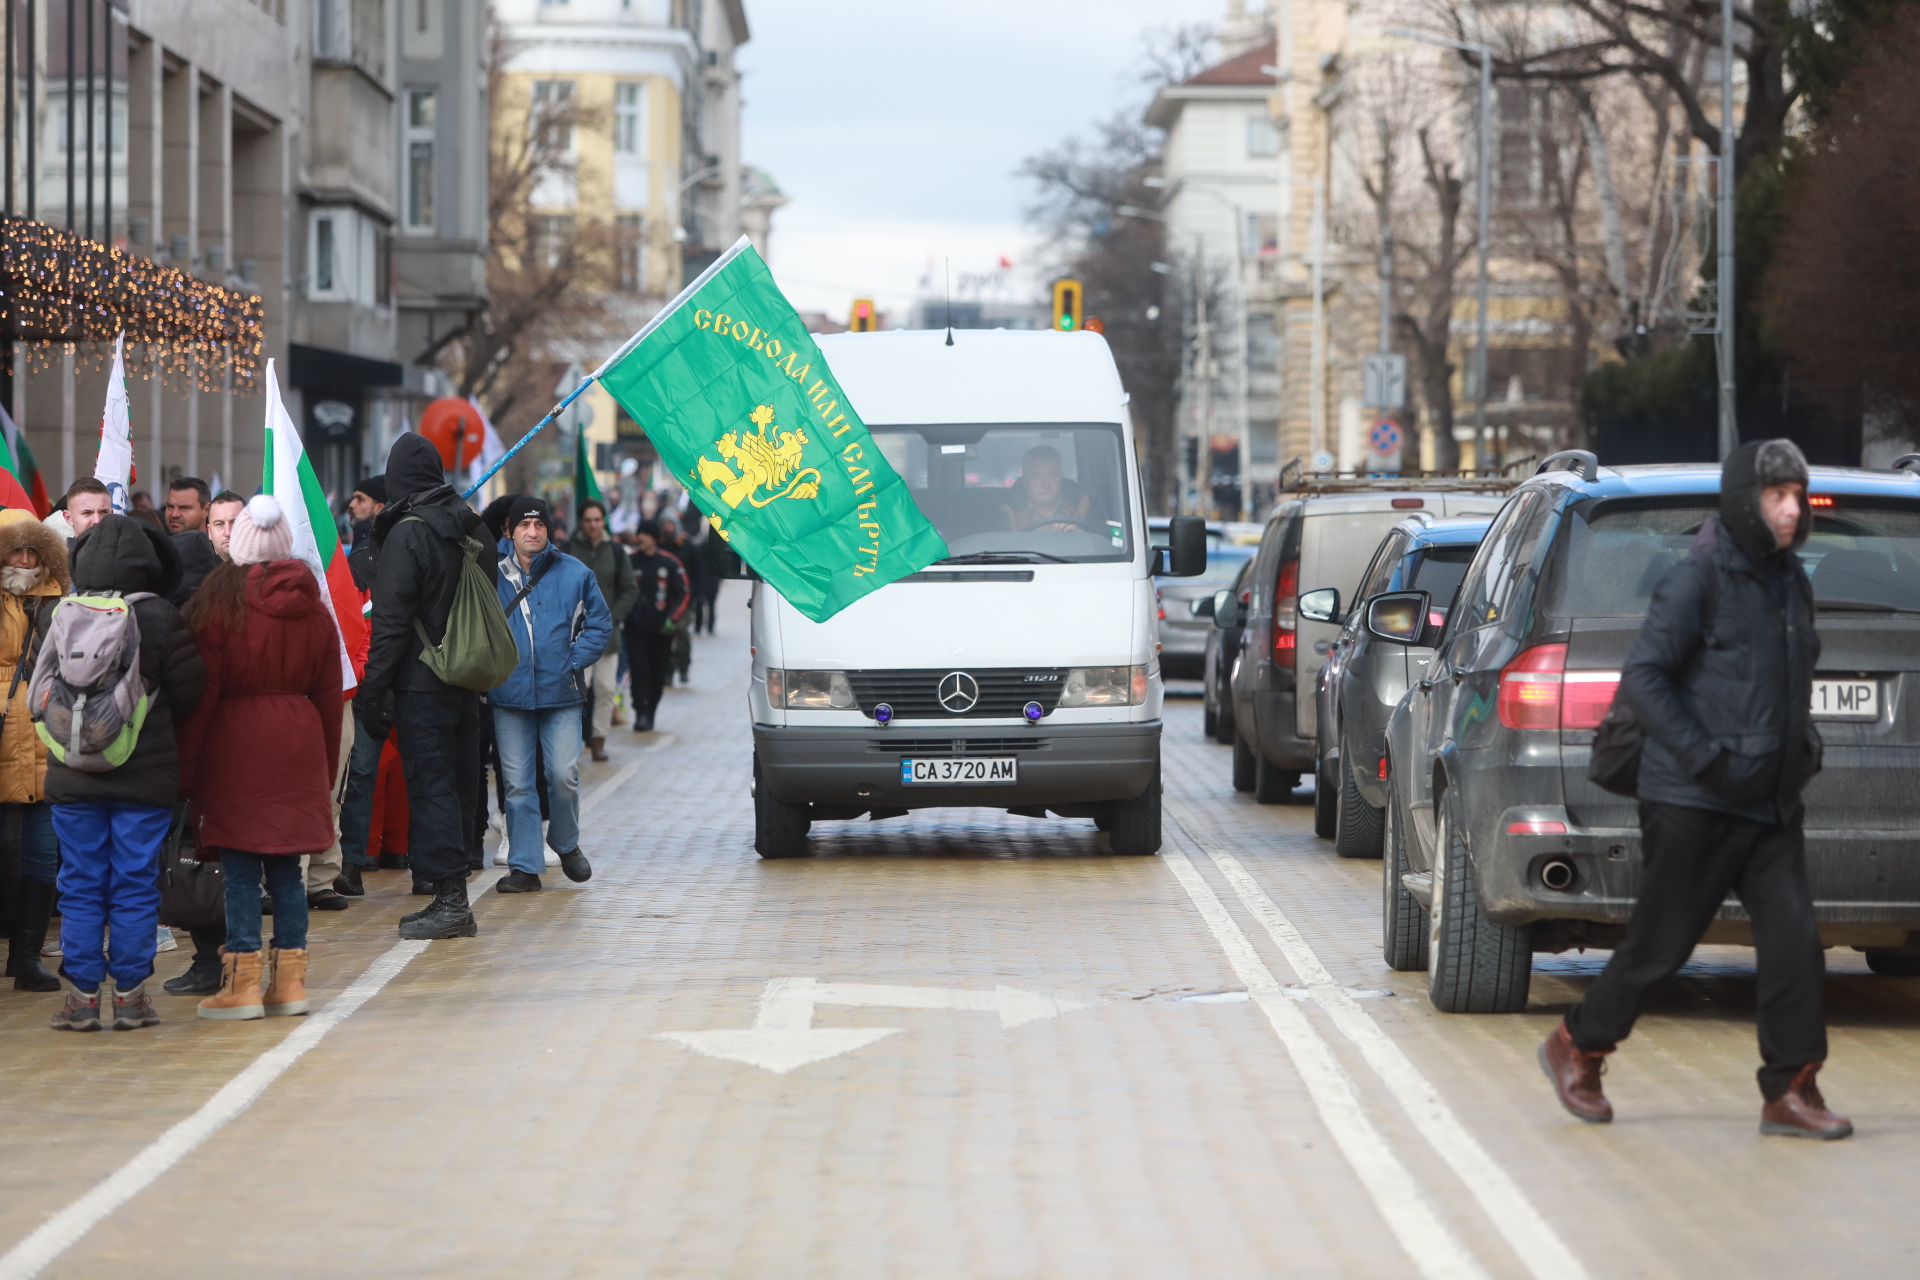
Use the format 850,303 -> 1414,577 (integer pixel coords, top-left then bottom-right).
177,496 -> 343,1021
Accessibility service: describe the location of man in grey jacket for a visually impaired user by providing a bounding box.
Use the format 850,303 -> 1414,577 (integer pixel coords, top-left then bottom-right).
1541,438 -> 1848,1139
565,499 -> 637,760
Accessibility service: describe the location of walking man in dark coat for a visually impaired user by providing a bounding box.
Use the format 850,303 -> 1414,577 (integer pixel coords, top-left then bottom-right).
1541,438 -> 1849,1139
357,435 -> 496,940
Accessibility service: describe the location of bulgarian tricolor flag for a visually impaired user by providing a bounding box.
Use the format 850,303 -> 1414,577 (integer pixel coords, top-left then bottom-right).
0,403 -> 47,516
262,359 -> 366,691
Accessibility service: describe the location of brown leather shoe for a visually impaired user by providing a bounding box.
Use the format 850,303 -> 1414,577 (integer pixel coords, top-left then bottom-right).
1761,1063 -> 1853,1140
589,736 -> 608,763
1539,1020 -> 1613,1123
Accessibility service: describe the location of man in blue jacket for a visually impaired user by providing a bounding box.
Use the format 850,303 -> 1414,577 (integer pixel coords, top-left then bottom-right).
490,495 -> 613,893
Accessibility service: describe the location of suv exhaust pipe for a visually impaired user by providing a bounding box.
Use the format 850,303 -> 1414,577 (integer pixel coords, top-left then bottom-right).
1539,857 -> 1578,892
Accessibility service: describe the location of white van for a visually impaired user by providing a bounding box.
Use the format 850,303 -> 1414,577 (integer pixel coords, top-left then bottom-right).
745,329 -> 1206,858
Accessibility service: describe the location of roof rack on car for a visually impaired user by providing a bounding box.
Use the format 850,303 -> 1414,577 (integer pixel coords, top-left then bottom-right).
1275,455 -> 1524,495
1536,449 -> 1600,482
1892,453 -> 1920,474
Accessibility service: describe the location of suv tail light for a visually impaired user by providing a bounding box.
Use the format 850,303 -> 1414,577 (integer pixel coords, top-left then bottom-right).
1272,557 -> 1298,665
1496,643 -> 1621,730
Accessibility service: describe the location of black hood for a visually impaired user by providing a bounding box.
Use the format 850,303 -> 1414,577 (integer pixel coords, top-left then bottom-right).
72,513 -> 183,596
385,433 -> 446,505
1720,438 -> 1812,562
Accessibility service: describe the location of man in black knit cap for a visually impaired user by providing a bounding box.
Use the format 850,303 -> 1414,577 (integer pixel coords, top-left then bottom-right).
1541,438 -> 1849,1139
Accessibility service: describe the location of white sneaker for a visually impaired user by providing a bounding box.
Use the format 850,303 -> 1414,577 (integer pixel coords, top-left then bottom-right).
544,848 -> 560,867
493,841 -> 510,867
156,925 -> 178,953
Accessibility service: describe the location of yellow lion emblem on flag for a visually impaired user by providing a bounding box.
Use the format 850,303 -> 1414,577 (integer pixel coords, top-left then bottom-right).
695,405 -> 823,510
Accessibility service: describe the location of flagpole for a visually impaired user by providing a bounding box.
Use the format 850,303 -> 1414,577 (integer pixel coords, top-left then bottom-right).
462,236 -> 758,502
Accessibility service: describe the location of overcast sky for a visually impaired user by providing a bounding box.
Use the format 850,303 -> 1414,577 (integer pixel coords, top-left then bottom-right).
738,0 -> 1222,325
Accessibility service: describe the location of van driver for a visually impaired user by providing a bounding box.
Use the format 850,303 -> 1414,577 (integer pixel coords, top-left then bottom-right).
1003,445 -> 1091,533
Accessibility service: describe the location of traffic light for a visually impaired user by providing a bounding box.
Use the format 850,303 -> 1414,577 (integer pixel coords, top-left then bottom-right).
1052,278 -> 1083,332
849,298 -> 877,332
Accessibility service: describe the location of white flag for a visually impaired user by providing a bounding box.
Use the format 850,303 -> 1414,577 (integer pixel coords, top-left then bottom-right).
94,332 -> 135,513
465,396 -> 506,491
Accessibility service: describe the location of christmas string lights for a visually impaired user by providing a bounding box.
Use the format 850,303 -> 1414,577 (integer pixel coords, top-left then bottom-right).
0,216 -> 265,393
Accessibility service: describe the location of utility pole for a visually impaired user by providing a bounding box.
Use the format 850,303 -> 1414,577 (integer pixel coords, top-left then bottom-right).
1715,0 -> 1738,459
1194,238 -> 1211,518
1379,225 -> 1394,354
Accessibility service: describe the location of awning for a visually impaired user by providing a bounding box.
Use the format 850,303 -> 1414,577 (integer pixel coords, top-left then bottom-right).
288,342 -> 404,389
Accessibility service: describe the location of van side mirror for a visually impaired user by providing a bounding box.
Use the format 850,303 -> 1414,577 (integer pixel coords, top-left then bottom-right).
1365,591 -> 1430,645
712,545 -> 756,580
1165,515 -> 1208,577
1298,587 -> 1341,624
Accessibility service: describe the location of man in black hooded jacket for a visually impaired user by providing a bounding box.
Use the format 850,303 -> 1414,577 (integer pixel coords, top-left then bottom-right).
358,434 -> 496,940
1541,438 -> 1849,1139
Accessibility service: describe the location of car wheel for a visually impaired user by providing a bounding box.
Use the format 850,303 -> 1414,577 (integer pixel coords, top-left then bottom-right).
1864,949 -> 1920,976
1253,752 -> 1298,805
1204,704 -> 1218,739
1333,759 -> 1385,859
752,754 -> 811,859
1381,778 -> 1429,971
1232,733 -> 1256,793
1108,765 -> 1162,855
1427,793 -> 1531,1012
1214,696 -> 1237,745
1312,758 -> 1338,838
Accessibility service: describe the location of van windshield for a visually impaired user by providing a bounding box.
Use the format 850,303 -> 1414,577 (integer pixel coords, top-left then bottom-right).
871,424 -> 1134,563
1545,500 -> 1920,617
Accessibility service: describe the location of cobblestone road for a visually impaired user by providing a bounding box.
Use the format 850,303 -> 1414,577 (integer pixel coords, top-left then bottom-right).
3,582 -> 1918,1278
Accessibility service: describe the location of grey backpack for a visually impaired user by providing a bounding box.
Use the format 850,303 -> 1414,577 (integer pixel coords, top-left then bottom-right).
29,591 -> 156,771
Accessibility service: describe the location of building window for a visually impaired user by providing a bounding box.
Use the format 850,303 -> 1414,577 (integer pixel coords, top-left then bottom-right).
534,215 -> 575,268
1497,86 -> 1555,207
614,82 -> 645,156
1246,114 -> 1281,159
531,80 -> 576,155
314,0 -> 349,59
616,214 -> 645,292
1245,213 -> 1279,258
314,215 -> 336,293
406,90 -> 437,233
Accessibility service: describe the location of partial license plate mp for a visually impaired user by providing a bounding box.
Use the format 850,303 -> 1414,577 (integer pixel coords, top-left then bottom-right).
901,757 -> 1018,785
1811,678 -> 1878,721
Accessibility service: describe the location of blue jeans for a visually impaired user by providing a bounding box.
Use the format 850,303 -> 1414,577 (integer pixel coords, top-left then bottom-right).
6,801 -> 58,884
491,705 -> 581,874
218,851 -> 309,953
337,702 -> 388,869
51,803 -> 171,990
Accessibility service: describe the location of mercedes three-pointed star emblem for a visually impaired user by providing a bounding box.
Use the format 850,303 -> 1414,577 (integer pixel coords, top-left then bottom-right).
937,670 -> 980,713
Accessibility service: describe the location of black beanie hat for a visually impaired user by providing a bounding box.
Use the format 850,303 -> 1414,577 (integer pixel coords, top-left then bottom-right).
353,474 -> 388,505
503,494 -> 553,535
1720,438 -> 1811,560
636,518 -> 661,541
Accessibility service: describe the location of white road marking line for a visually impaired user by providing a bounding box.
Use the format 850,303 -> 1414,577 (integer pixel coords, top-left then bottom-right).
0,940 -> 430,1280
811,981 -> 1093,1029
1159,840 -> 1489,1280
1165,797 -> 1589,1280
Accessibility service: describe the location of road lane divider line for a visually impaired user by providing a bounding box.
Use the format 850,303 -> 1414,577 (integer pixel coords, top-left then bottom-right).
0,939 -> 431,1280
1160,839 -> 1490,1280
1165,797 -> 1588,1280
580,732 -> 671,818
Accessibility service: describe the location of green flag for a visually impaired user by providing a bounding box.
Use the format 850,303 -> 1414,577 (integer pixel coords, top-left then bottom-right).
597,237 -> 947,622
574,423 -> 603,508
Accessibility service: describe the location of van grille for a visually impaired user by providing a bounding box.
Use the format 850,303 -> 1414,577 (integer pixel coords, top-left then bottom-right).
846,668 -> 1068,719
867,737 -> 1051,753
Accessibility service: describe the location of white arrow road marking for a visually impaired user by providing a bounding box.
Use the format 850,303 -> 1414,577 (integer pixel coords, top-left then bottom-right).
658,976 -> 1093,1073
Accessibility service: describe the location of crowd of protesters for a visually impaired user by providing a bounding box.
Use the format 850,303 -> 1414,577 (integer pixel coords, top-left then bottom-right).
0,431 -> 716,1032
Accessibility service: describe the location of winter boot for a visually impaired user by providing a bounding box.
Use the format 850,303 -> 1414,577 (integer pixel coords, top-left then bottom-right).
1761,1064 -> 1853,1140
398,877 -> 478,940
494,870 -> 541,893
333,864 -> 366,897
112,982 -> 161,1030
589,736 -> 608,763
197,949 -> 266,1021
410,874 -> 436,896
51,985 -> 102,1031
262,948 -> 310,1017
308,889 -> 350,912
376,853 -> 409,870
557,849 -> 592,884
163,951 -> 224,997
11,878 -> 62,991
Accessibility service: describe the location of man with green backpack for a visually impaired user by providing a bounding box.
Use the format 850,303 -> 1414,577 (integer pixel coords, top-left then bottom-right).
358,435 -> 510,941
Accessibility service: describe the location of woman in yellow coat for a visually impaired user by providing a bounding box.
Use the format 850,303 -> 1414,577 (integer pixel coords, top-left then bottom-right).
0,509 -> 68,993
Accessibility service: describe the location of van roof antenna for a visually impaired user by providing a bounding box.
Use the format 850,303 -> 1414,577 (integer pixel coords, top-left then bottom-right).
944,258 -> 954,346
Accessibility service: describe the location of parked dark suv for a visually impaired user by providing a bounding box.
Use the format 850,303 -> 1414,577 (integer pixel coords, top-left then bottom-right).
1311,516 -> 1493,856
1377,451 -> 1920,1012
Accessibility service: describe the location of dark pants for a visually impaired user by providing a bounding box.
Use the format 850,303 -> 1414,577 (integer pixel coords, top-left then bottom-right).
627,630 -> 674,724
338,701 -> 389,870
1567,800 -> 1826,1100
219,851 -> 307,953
393,687 -> 482,882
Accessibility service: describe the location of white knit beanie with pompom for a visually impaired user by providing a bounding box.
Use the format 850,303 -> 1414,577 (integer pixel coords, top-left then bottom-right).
229,493 -> 295,565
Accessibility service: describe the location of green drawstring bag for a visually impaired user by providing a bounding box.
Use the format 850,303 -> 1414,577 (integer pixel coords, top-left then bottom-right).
403,518 -> 521,692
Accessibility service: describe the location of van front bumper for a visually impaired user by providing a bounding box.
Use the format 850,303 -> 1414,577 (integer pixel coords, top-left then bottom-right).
754,721 -> 1161,809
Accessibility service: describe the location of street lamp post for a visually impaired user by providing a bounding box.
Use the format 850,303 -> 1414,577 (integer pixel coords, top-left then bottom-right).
1715,0 -> 1738,459
1389,27 -> 1493,472
1155,180 -> 1255,519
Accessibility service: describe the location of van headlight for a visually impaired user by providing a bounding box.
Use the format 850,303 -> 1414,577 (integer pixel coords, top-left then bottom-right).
771,669 -> 856,709
1056,665 -> 1149,707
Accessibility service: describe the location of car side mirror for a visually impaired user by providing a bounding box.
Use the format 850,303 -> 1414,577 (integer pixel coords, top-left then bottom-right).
1214,589 -> 1243,629
1189,595 -> 1216,619
1365,591 -> 1430,645
1298,587 -> 1341,625
1165,515 -> 1208,577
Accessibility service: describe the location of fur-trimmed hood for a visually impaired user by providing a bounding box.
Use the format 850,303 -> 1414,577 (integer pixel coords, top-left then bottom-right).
0,508 -> 70,592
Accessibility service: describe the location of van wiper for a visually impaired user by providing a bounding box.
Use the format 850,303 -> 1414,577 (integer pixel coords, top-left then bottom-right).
936,551 -> 1071,565
1815,597 -> 1917,613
